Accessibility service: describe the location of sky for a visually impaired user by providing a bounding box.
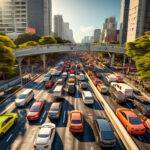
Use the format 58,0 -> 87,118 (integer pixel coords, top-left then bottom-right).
52,0 -> 120,43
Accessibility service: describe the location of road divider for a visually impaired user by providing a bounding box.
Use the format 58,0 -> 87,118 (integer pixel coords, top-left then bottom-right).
85,72 -> 139,150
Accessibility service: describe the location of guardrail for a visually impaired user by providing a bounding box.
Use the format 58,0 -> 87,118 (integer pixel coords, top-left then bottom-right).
85,72 -> 139,150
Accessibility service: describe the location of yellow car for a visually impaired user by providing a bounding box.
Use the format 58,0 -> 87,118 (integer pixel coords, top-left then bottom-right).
0,112 -> 18,136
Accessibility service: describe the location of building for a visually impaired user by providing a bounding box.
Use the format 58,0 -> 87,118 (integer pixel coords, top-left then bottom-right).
27,0 -> 52,36
94,29 -> 101,43
0,0 -> 27,33
119,0 -> 130,45
127,0 -> 150,42
81,36 -> 93,43
62,22 -> 69,40
54,15 -> 63,38
100,17 -> 117,43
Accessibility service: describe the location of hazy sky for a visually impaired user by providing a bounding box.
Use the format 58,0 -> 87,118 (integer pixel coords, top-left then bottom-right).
52,0 -> 120,43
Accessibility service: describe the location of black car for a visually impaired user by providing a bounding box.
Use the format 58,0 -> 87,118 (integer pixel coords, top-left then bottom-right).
68,84 -> 76,95
95,118 -> 116,148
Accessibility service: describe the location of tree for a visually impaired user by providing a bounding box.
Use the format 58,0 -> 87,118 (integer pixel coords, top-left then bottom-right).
14,33 -> 40,45
19,41 -> 38,48
39,36 -> 57,45
0,35 -> 16,48
54,36 -> 64,43
125,31 -> 150,80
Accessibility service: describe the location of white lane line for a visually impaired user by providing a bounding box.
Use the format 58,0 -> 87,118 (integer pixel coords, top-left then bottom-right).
63,111 -> 66,123
40,111 -> 47,123
6,134 -> 13,142
90,147 -> 93,150
35,90 -> 44,99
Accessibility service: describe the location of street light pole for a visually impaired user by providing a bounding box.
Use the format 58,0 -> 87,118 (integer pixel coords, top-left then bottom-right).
17,57 -> 23,87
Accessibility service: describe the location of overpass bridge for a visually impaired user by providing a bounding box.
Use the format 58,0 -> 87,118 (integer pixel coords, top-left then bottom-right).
14,43 -> 126,74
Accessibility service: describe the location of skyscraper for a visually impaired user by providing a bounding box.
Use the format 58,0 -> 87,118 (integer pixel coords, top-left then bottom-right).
54,15 -> 63,38
100,17 -> 117,43
127,0 -> 150,42
94,29 -> 101,43
27,0 -> 52,36
0,0 -> 27,33
119,0 -> 130,45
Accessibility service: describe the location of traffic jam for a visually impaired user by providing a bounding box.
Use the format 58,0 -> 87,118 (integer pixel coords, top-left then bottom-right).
0,53 -> 149,150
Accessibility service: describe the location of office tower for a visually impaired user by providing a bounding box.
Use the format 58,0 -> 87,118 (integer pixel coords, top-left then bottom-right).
119,0 -> 130,45
54,15 -> 63,38
27,0 -> 52,36
127,0 -> 150,42
94,29 -> 101,43
0,0 -> 27,33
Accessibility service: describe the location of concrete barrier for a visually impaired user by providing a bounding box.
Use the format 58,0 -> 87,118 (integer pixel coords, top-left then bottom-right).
85,72 -> 139,150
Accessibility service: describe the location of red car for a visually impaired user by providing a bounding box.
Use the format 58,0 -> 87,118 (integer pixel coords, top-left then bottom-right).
45,80 -> 54,89
69,70 -> 75,74
27,101 -> 45,121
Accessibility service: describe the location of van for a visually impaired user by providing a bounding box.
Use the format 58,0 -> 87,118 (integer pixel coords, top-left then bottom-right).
53,85 -> 63,97
15,89 -> 34,107
82,91 -> 94,104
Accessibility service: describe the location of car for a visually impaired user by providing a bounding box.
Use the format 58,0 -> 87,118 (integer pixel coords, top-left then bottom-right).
43,76 -> 50,82
92,78 -> 102,86
0,113 -> 18,137
116,108 -> 145,135
68,84 -> 76,95
69,69 -> 75,74
95,118 -> 116,148
15,89 -> 34,107
69,110 -> 84,133
27,101 -> 45,121
48,102 -> 62,120
80,82 -> 88,89
62,72 -> 67,78
97,84 -> 108,94
34,123 -> 55,149
45,80 -> 54,89
56,78 -> 65,85
82,91 -> 94,104
67,78 -> 75,85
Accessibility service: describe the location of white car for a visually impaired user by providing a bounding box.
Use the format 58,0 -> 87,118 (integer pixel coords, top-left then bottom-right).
15,89 -> 34,107
34,123 -> 56,150
82,91 -> 94,104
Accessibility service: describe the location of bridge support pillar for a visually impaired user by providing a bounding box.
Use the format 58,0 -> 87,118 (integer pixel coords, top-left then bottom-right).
41,54 -> 46,72
110,53 -> 115,67
123,55 -> 126,73
17,57 -> 24,86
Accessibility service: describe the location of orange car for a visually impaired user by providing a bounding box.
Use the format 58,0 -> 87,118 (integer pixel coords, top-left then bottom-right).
69,110 -> 84,133
116,108 -> 145,135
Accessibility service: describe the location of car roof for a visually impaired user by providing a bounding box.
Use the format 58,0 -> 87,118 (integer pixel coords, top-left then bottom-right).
122,110 -> 137,117
22,89 -> 33,95
51,102 -> 61,109
96,119 -> 112,131
71,112 -> 81,120
32,101 -> 43,107
38,126 -> 52,135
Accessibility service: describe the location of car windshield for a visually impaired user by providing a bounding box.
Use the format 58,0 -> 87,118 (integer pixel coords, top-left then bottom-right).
38,133 -> 49,138
101,131 -> 115,140
19,94 -> 26,99
50,108 -> 58,111
30,105 -> 40,112
129,117 -> 141,125
71,119 -> 81,124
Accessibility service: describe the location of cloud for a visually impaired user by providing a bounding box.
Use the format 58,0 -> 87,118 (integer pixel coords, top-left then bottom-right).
79,26 -> 95,35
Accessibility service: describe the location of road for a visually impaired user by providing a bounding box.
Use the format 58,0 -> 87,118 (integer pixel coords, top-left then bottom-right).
0,60 -> 125,150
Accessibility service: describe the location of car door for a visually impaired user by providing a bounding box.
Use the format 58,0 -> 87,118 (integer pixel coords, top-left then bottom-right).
2,117 -> 13,133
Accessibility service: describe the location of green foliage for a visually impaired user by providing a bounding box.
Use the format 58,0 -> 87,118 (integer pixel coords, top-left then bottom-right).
39,36 -> 57,45
54,36 -> 64,43
0,35 -> 16,48
125,31 -> 150,80
14,33 -> 40,45
19,41 -> 38,48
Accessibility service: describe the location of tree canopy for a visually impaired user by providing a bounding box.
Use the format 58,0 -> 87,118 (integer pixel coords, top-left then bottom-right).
125,31 -> 150,80
39,36 -> 57,45
19,41 -> 38,48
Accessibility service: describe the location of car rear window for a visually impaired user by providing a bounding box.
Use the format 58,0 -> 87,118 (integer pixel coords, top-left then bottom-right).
71,120 -> 82,124
101,131 -> 115,140
129,117 -> 142,125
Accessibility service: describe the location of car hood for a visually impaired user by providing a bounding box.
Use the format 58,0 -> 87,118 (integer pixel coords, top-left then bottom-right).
49,111 -> 58,115
35,136 -> 49,145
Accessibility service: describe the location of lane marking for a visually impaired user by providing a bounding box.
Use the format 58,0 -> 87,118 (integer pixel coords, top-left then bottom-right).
90,147 -> 93,150
35,90 -> 44,99
63,111 -> 66,123
6,134 -> 13,142
42,111 -> 47,118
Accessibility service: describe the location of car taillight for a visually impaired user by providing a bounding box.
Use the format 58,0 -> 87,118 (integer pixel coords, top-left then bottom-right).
44,145 -> 48,148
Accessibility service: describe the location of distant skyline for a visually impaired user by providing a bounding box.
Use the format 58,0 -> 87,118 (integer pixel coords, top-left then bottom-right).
52,0 -> 120,43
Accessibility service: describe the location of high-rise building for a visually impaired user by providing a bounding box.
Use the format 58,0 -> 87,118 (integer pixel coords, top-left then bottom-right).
63,22 -> 69,40
119,0 -> 130,45
0,0 -> 27,33
27,0 -> 52,36
127,0 -> 150,42
100,17 -> 117,43
54,15 -> 63,38
94,29 -> 101,43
